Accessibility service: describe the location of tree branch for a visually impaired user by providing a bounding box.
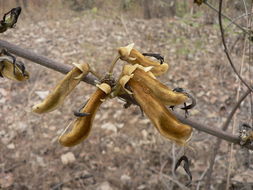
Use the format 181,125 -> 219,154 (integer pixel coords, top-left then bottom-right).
0,39 -> 252,150
0,39 -> 96,85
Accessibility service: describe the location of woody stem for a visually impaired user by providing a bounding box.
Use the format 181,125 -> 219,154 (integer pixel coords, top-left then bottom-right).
89,68 -> 102,80
108,55 -> 120,74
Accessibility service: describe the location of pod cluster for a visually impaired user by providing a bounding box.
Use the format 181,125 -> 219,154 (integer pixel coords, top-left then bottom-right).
118,44 -> 193,145
32,43 -> 195,147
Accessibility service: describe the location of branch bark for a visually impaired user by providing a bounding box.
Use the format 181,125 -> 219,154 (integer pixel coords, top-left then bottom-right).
0,39 -> 252,150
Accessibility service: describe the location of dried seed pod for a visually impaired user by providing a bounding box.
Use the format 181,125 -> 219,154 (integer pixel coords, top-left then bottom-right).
122,64 -> 188,106
194,0 -> 203,6
0,56 -> 29,81
0,7 -> 22,33
59,83 -> 111,147
32,62 -> 89,114
118,43 -> 169,76
120,76 -> 192,145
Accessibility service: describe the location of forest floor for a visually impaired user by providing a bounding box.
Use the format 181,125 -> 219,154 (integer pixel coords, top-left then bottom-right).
0,7 -> 253,190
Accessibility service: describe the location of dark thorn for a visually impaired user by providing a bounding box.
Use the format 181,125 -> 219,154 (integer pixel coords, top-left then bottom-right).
73,100 -> 90,117
73,111 -> 90,117
139,106 -> 144,117
16,61 -> 27,77
125,84 -> 134,94
142,53 -> 164,64
180,91 -> 196,111
0,63 -> 4,78
173,87 -> 184,93
174,155 -> 192,186
124,101 -> 132,109
173,87 -> 196,112
241,123 -> 252,129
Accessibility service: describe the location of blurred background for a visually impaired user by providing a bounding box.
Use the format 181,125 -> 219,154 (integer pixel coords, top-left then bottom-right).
0,0 -> 253,189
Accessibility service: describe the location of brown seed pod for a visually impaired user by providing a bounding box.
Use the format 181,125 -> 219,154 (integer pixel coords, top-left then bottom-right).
118,43 -> 169,76
194,0 -> 203,6
122,64 -> 188,106
120,76 -> 192,145
32,62 -> 89,114
59,83 -> 111,147
0,7 -> 22,33
0,56 -> 29,81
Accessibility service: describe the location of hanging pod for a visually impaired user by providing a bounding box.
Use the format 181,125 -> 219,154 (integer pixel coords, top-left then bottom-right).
119,75 -> 192,145
32,62 -> 90,114
118,43 -> 169,76
0,7 -> 22,33
122,64 -> 188,106
0,55 -> 29,81
59,83 -> 111,147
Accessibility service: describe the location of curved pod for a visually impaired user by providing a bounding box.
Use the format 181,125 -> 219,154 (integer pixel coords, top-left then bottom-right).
123,65 -> 188,106
0,58 -> 29,81
0,7 -> 22,33
118,43 -> 169,76
59,83 -> 111,147
32,63 -> 89,113
121,77 -> 192,145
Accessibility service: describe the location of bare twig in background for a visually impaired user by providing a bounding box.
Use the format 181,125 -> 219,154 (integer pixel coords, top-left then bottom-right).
205,2 -> 253,187
150,168 -> 190,190
248,1 -> 253,127
118,14 -> 133,42
225,30 -> 247,190
51,173 -> 94,190
224,13 -> 252,31
203,0 -> 248,34
0,39 -> 253,150
204,86 -> 251,189
218,0 -> 253,93
196,167 -> 209,190
226,1 -> 251,188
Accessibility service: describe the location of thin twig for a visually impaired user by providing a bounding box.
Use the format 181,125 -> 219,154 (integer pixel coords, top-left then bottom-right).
224,13 -> 252,31
0,39 -> 253,150
205,22 -> 251,187
226,28 -> 247,190
118,14 -> 133,42
150,168 -> 190,190
218,0 -> 253,92
248,0 -> 253,127
204,1 -> 248,34
196,166 -> 209,190
204,87 -> 251,189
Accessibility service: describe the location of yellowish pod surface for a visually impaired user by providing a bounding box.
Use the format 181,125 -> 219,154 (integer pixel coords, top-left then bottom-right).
32,63 -> 89,114
122,77 -> 192,145
118,43 -> 169,76
0,59 -> 29,81
130,67 -> 188,106
59,83 -> 111,147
